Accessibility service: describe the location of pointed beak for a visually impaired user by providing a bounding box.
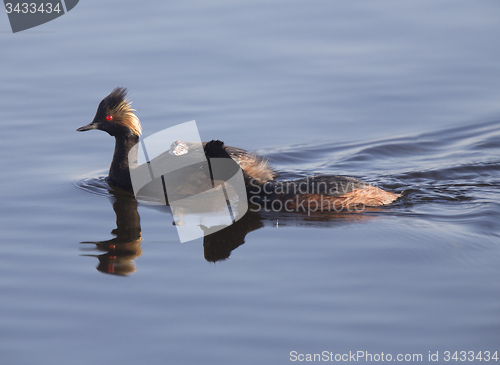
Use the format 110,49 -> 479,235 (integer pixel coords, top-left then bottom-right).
77,122 -> 98,132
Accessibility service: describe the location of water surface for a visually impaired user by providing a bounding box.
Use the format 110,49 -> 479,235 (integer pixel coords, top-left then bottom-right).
1,1 -> 500,364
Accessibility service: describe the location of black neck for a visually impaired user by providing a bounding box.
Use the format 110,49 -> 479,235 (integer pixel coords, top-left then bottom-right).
108,134 -> 139,191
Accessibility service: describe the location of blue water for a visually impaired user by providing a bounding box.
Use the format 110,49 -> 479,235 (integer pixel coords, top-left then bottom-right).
1,1 -> 500,364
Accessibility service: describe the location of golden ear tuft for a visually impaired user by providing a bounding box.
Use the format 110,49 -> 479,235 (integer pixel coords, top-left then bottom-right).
113,100 -> 142,136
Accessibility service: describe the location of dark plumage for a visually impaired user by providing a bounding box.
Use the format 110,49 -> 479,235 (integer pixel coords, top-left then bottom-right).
203,140 -> 400,211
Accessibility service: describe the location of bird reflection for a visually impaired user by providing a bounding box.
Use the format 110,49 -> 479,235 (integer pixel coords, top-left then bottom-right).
80,190 -> 142,276
200,210 -> 264,262
78,182 -> 383,276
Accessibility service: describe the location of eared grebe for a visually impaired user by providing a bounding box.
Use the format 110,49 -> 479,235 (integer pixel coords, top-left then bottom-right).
77,88 -> 275,191
204,140 -> 400,211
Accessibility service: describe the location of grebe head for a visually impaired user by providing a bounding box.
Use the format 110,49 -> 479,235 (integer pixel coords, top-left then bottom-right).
77,87 -> 142,138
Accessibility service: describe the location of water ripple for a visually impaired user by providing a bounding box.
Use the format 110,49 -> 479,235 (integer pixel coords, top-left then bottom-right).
261,120 -> 500,232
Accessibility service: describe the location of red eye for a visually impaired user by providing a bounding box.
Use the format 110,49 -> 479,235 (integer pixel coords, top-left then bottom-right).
106,115 -> 113,121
